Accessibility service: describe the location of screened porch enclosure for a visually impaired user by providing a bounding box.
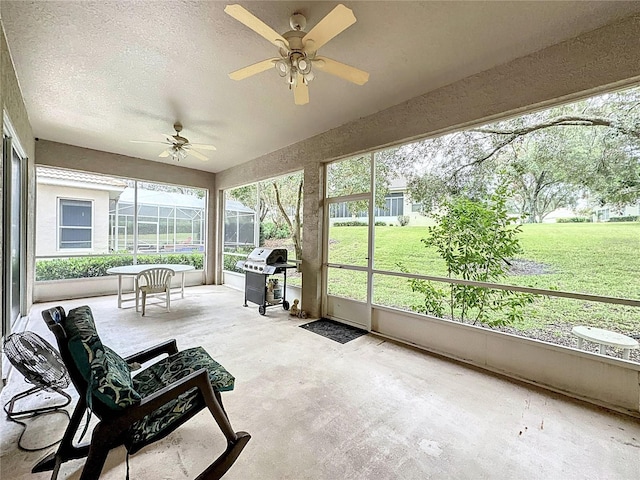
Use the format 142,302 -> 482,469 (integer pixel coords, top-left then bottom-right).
109,187 -> 205,253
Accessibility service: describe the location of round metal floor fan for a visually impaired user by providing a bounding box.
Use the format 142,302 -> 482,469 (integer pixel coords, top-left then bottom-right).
3,331 -> 71,451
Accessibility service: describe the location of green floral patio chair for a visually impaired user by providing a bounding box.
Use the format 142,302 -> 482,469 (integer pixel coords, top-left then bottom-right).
36,305 -> 250,480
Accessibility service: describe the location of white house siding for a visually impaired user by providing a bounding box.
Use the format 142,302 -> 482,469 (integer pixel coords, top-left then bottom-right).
593,203 -> 640,222
36,184 -> 111,256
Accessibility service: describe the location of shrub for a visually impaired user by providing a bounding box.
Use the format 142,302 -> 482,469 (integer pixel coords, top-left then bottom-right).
374,221 -> 387,226
608,215 -> 639,222
36,253 -> 204,281
333,221 -> 368,227
223,254 -> 245,273
405,184 -> 533,327
556,217 -> 592,223
397,215 -> 410,226
261,222 -> 291,240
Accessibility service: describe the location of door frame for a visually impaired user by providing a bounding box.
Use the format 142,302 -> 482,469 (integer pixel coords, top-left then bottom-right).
2,111 -> 28,337
321,158 -> 375,330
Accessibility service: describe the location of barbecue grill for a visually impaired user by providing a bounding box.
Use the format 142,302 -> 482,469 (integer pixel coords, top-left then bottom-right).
236,248 -> 297,315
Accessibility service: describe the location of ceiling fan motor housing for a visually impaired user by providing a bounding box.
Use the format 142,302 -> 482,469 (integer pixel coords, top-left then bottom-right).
173,134 -> 188,145
172,122 -> 188,144
289,13 -> 306,31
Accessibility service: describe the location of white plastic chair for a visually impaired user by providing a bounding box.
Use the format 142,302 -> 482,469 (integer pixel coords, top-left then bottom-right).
136,267 -> 175,316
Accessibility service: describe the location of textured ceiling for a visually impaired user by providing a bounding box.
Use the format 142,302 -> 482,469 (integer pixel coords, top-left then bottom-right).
3,1 -> 640,173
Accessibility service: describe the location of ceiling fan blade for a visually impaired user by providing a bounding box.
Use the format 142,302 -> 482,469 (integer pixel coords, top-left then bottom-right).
130,140 -> 171,145
293,74 -> 309,105
187,148 -> 209,161
159,149 -> 172,158
224,4 -> 290,49
313,56 -> 369,85
229,58 -> 278,81
190,143 -> 217,151
302,4 -> 356,53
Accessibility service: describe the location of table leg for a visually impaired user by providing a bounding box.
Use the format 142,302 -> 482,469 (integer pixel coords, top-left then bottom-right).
623,349 -> 630,360
577,338 -> 584,350
181,272 -> 186,298
117,275 -> 123,308
599,344 -> 606,355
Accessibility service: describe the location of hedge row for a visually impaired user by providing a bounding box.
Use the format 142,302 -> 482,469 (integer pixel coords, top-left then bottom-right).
333,221 -> 388,227
36,253 -> 204,281
556,217 -> 592,223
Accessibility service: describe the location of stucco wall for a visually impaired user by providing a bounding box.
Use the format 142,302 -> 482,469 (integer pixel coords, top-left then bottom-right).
371,306 -> 640,416
1,20 -> 35,320
215,13 -> 640,317
36,184 -> 111,256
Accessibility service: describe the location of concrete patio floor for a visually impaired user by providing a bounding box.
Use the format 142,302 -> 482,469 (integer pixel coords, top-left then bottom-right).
1,285 -> 639,479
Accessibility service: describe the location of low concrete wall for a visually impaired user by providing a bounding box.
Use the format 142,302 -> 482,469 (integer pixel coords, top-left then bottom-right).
371,306 -> 640,416
33,271 -> 204,303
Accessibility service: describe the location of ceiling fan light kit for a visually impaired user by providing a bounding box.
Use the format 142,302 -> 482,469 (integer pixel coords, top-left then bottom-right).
225,3 -> 369,105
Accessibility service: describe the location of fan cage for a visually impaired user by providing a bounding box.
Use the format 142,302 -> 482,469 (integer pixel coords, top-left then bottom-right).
4,331 -> 70,391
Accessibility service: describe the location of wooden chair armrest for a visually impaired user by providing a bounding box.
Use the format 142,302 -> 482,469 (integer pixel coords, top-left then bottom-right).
138,368 -> 209,409
123,339 -> 178,365
104,368 -> 207,431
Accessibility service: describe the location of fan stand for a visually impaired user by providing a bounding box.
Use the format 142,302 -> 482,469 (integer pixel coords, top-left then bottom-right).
4,385 -> 72,419
3,331 -> 73,453
3,386 -> 72,452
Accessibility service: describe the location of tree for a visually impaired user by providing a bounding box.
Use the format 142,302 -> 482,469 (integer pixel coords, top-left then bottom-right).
386,87 -> 640,220
228,173 -> 304,267
228,184 -> 268,222
403,185 -> 533,326
327,153 -> 417,215
263,174 -> 304,265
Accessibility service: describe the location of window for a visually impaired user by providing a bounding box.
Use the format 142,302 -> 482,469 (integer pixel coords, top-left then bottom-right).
329,202 -> 366,219
374,193 -> 404,217
59,199 -> 93,249
36,168 -> 206,281
321,85 -> 640,364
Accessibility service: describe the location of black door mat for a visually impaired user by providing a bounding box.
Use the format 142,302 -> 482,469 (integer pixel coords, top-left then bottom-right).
299,318 -> 368,344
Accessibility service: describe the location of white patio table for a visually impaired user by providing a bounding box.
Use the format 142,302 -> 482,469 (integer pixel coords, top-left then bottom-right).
106,264 -> 195,308
572,325 -> 639,360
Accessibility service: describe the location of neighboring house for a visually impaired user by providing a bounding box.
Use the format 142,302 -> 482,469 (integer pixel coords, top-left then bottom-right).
36,167 -> 126,257
328,176 -> 433,226
592,203 -> 640,222
37,168 -> 208,256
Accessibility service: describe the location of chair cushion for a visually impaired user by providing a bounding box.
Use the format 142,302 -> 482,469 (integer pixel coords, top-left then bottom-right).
89,346 -> 141,410
133,347 -> 235,394
63,306 -> 104,382
127,347 -> 234,452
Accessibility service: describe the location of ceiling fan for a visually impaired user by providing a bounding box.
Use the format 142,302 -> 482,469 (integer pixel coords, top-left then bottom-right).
225,3 -> 369,105
130,122 -> 216,162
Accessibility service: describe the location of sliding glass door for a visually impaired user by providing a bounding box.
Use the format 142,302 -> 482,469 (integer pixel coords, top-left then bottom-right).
3,132 -> 25,337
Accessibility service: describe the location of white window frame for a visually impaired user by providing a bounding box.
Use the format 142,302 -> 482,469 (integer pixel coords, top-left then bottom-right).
58,197 -> 94,251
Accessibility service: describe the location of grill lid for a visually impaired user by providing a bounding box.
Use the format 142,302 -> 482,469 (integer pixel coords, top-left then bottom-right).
236,248 -> 292,274
246,248 -> 287,265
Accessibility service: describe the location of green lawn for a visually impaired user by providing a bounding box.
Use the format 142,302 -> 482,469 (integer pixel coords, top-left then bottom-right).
328,222 -> 640,334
